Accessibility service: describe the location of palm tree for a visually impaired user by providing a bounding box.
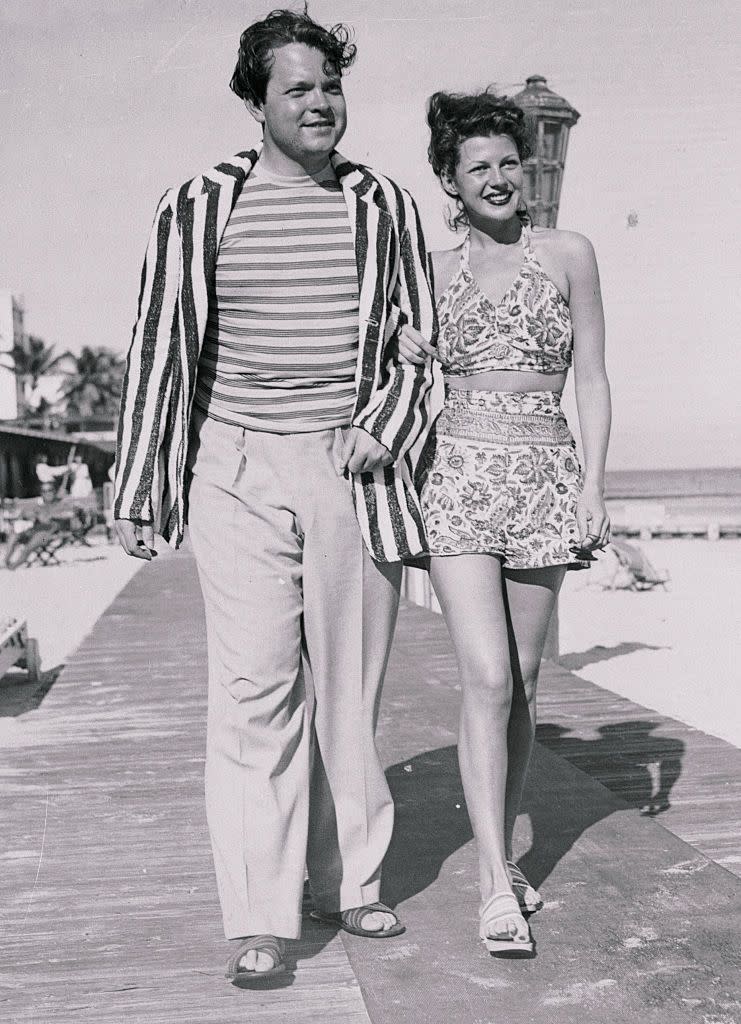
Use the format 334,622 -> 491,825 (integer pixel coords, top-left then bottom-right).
57,346 -> 125,421
0,334 -> 70,412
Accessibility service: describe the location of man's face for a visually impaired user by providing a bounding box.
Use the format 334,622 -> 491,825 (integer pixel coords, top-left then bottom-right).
250,43 -> 347,168
40,484 -> 56,504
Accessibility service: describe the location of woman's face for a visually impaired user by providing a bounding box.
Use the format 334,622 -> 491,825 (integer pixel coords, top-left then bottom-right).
445,133 -> 524,225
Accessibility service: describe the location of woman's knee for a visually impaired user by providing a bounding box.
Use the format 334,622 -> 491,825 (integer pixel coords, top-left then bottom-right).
459,659 -> 514,708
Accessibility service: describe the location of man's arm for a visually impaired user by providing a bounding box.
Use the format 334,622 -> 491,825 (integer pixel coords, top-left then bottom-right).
113,188 -> 179,533
351,188 -> 441,464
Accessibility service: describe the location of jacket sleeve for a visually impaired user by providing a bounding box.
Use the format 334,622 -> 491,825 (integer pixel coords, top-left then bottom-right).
113,189 -> 180,525
351,188 -> 443,463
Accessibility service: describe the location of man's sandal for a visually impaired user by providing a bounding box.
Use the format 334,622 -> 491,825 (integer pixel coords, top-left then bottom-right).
225,934 -> 286,987
507,860 -> 543,914
310,901 -> 405,938
480,892 -> 534,957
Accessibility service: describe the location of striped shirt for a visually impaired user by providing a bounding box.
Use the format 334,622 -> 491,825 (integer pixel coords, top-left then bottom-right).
194,161 -> 359,431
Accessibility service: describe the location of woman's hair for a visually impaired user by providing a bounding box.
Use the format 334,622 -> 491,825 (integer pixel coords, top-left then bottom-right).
427,89 -> 533,229
230,8 -> 357,106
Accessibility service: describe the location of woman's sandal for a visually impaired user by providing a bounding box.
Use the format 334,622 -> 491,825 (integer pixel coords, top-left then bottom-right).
507,860 -> 544,915
480,892 -> 534,957
310,901 -> 405,938
225,934 -> 286,987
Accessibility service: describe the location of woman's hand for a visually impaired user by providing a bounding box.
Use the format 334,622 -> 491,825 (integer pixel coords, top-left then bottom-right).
397,324 -> 439,365
576,484 -> 611,551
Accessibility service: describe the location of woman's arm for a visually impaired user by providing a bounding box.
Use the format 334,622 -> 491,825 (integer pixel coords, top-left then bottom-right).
564,231 -> 612,549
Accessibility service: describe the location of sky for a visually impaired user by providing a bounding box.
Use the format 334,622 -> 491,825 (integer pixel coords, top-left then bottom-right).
1,0 -> 739,469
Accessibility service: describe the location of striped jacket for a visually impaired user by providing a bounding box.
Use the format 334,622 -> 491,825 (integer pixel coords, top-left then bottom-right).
114,149 -> 444,562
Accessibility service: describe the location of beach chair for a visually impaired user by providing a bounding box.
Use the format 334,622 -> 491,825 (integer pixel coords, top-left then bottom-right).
3,499 -> 96,571
605,539 -> 670,591
0,619 -> 41,681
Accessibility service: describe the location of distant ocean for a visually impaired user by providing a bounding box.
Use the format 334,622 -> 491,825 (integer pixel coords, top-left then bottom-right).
605,467 -> 741,522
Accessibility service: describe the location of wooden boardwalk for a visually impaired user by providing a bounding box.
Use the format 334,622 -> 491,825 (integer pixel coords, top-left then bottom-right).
2,548 -> 740,1023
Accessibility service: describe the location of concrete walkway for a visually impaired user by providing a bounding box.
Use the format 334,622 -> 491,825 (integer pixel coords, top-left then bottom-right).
2,547 -> 740,1023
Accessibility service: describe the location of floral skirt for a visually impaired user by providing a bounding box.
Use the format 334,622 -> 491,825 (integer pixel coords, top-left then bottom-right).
419,389 -> 587,570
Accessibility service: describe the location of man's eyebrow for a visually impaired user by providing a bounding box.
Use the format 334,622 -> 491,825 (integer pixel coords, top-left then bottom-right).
283,75 -> 342,91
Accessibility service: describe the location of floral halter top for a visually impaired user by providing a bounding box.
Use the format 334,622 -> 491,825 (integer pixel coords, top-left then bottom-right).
436,228 -> 573,376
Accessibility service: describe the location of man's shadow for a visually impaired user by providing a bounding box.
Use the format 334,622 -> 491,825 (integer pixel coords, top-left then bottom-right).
381,720 -> 684,905
381,746 -> 472,906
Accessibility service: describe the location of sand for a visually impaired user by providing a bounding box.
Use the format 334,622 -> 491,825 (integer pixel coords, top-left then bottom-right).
558,537 -> 741,747
1,535 -> 144,673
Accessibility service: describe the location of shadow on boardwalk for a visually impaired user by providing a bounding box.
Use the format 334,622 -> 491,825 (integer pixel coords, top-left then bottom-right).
383,718 -> 685,909
538,720 -> 684,820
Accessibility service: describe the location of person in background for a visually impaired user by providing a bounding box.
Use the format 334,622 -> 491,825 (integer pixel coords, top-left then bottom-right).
399,89 -> 611,957
34,452 -> 69,494
4,480 -> 78,568
68,454 -> 93,498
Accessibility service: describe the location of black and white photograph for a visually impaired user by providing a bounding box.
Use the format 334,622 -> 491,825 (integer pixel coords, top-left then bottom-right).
1,1 -> 740,1021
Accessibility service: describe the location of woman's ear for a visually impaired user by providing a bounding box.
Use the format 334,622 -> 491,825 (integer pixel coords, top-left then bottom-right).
441,173 -> 458,200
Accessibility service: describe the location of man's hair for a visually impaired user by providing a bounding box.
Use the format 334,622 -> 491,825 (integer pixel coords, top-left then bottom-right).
230,8 -> 357,106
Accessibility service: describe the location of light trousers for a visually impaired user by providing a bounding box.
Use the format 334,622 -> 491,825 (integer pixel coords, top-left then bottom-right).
187,410 -> 401,939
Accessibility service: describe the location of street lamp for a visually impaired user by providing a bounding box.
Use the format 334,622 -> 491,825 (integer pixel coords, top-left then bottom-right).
513,75 -> 580,228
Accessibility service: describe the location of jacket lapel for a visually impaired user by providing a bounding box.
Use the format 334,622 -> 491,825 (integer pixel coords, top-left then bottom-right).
332,152 -> 394,402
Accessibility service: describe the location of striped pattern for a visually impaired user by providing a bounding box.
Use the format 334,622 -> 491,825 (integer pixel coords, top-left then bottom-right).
115,150 -> 445,562
195,165 -> 359,431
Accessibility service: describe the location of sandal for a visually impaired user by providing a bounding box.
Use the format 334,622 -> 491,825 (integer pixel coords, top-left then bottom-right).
225,934 -> 286,987
480,892 -> 534,957
507,860 -> 543,914
310,901 -> 405,938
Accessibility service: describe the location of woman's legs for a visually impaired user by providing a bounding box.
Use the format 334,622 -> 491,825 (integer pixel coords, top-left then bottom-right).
501,565 -> 567,860
430,554 -> 526,938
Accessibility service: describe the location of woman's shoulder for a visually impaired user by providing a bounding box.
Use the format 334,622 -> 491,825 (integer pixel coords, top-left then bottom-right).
429,245 -> 463,296
430,244 -> 464,266
529,226 -> 596,264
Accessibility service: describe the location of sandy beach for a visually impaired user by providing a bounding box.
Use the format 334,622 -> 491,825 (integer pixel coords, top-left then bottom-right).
558,537 -> 741,747
0,535 -> 144,674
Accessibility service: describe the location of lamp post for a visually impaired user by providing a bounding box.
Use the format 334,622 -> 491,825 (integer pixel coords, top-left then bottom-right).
513,76 -> 580,661
513,75 -> 580,228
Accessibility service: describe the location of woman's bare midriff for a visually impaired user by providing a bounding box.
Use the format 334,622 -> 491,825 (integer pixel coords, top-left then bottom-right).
445,369 -> 567,393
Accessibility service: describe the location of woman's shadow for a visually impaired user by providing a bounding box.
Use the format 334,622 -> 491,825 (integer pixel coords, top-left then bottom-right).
381,719 -> 684,905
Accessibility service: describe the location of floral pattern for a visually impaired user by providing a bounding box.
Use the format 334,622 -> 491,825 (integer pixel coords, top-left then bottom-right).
437,229 -> 573,376
420,391 -> 586,570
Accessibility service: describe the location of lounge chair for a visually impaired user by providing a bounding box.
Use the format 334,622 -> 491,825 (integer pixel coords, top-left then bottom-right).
604,539 -> 670,591
4,498 -> 97,571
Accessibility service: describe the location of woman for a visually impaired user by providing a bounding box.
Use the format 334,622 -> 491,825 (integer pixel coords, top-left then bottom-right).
400,90 -> 611,956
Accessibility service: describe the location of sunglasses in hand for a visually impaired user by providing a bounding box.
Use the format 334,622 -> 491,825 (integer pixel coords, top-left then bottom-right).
569,535 -> 605,562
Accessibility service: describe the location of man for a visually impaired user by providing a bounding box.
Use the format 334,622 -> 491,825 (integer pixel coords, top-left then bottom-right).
114,9 -> 443,986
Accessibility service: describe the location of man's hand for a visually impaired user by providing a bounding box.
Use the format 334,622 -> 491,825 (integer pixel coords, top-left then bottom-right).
115,518 -> 158,560
397,324 -> 439,365
336,428 -> 393,476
